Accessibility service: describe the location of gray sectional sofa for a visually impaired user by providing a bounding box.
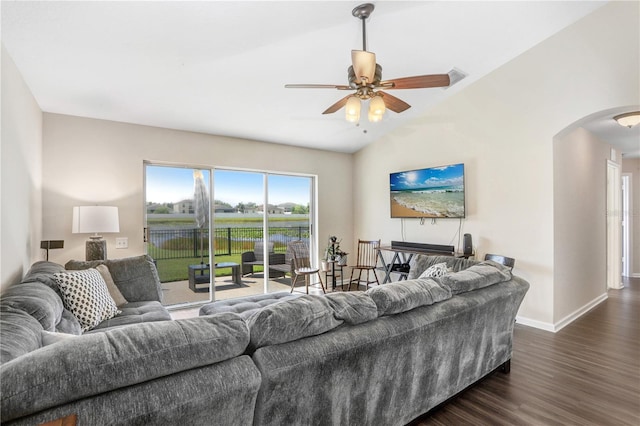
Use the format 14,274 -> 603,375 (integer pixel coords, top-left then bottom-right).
0,254 -> 528,425
0,256 -> 260,425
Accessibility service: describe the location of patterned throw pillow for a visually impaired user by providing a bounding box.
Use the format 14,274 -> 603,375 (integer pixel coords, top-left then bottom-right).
418,262 -> 451,279
53,269 -> 121,332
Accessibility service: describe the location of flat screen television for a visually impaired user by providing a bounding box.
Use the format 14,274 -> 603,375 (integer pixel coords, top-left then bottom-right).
390,163 -> 465,218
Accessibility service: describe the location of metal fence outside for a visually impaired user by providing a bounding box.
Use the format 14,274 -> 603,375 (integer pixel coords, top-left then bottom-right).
147,226 -> 309,260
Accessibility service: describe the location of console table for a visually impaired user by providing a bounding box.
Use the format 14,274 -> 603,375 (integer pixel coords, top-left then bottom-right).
377,245 -> 471,283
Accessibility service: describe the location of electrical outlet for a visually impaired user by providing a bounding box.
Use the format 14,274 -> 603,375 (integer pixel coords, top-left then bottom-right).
115,238 -> 128,249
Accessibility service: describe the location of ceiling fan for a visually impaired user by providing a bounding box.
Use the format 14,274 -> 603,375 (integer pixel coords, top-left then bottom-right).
285,3 -> 462,123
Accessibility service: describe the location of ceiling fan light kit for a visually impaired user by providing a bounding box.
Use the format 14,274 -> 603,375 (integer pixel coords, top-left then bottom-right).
346,96 -> 361,123
285,3 -> 465,124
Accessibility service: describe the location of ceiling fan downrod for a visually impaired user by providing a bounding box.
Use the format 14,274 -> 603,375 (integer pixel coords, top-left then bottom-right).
352,3 -> 374,51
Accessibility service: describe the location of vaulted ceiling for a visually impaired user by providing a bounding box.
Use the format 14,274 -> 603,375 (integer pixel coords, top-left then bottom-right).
6,1 -> 634,156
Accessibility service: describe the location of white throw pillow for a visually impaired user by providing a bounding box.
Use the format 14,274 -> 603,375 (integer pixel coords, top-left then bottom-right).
53,269 -> 121,332
418,262 -> 451,279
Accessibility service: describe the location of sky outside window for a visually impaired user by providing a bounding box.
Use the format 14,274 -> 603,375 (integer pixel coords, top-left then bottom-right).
146,166 -> 309,206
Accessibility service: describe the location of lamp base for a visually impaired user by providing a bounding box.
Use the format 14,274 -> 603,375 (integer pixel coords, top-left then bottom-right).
86,238 -> 107,261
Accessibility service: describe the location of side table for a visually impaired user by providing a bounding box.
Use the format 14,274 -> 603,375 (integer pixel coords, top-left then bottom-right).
324,260 -> 344,291
188,263 -> 242,292
188,264 -> 210,292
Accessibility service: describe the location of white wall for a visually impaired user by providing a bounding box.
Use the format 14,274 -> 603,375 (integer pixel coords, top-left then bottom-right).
553,127 -> 614,325
42,113 -> 353,266
352,1 -> 639,328
622,157 -> 640,277
1,45 -> 43,292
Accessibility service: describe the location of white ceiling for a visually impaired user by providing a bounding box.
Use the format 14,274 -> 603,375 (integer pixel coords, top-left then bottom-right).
4,1 -> 634,156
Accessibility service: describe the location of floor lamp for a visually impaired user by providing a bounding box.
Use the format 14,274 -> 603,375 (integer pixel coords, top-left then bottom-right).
72,206 -> 120,261
40,240 -> 64,261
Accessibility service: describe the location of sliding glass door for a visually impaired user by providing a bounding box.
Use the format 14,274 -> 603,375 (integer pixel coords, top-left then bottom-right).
144,163 -> 316,307
266,174 -> 313,293
213,169 -> 314,297
144,164 -> 212,307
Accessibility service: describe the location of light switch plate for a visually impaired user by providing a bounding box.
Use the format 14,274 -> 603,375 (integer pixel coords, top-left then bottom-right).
115,238 -> 128,249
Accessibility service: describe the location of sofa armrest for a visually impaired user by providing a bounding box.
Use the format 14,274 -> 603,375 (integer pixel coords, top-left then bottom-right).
1,312 -> 249,422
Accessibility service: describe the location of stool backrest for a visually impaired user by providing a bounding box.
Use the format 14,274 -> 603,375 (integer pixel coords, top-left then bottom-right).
288,240 -> 311,269
484,253 -> 516,269
355,239 -> 380,268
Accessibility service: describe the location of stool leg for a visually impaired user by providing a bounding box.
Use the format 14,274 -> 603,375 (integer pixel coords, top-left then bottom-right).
317,272 -> 326,294
347,268 -> 356,291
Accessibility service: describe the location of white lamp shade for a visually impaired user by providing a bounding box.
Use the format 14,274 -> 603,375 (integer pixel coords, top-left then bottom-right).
368,110 -> 383,122
345,96 -> 361,123
72,206 -> 120,234
368,95 -> 385,122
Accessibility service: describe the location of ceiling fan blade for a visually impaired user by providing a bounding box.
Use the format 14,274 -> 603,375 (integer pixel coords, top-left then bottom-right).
322,95 -> 353,115
285,84 -> 351,90
379,92 -> 411,113
351,50 -> 376,84
381,74 -> 450,90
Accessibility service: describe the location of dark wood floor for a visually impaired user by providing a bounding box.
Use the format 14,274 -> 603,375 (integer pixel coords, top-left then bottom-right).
411,277 -> 640,426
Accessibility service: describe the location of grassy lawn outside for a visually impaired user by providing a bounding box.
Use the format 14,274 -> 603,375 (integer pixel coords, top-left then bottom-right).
156,254 -> 268,282
149,216 -> 308,282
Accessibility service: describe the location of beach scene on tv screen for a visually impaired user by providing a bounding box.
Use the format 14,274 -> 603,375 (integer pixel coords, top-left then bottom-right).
390,163 -> 465,218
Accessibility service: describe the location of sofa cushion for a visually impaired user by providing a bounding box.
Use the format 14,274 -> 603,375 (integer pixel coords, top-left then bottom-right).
66,255 -> 162,302
200,292 -> 303,319
53,269 -> 121,332
87,301 -> 171,332
96,264 -> 128,307
0,312 -> 250,422
437,261 -> 512,295
246,295 -> 342,351
324,292 -> 378,324
0,306 -> 43,364
367,278 -> 452,316
0,282 -> 65,332
20,261 -> 67,296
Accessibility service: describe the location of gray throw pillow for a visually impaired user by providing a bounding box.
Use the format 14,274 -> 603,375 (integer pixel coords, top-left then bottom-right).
96,264 -> 128,307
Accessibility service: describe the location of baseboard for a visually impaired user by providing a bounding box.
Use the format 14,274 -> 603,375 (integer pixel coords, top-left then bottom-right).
516,292 -> 608,333
630,273 -> 640,278
515,316 -> 555,332
553,293 -> 608,332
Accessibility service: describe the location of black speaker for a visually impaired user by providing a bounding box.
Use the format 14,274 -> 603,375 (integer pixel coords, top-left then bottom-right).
463,234 -> 473,256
